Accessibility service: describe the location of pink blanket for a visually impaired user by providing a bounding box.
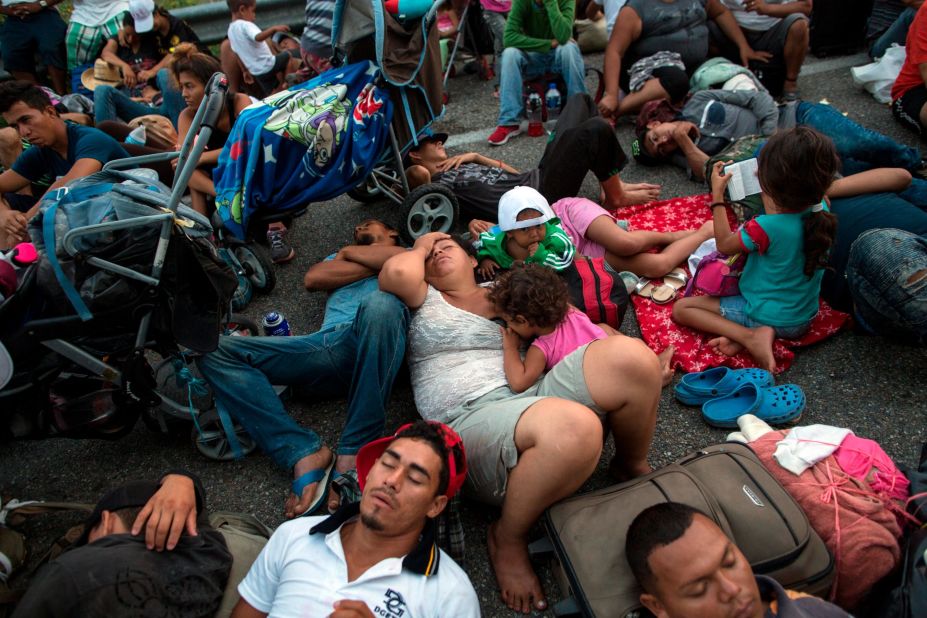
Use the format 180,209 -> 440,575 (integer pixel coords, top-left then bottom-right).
751,432 -> 902,609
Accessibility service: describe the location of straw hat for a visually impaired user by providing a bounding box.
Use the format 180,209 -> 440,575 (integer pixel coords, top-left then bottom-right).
81,59 -> 124,91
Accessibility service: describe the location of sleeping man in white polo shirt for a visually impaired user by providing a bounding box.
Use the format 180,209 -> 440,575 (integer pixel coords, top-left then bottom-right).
230,420 -> 480,618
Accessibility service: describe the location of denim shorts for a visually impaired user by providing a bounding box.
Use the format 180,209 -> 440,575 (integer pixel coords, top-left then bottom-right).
719,295 -> 812,340
848,228 -> 927,344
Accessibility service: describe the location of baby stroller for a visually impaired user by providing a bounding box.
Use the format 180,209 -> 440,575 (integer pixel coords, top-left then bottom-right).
0,74 -> 257,461
212,0 -> 458,244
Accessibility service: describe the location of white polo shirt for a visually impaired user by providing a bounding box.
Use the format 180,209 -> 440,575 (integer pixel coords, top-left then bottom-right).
238,504 -> 480,618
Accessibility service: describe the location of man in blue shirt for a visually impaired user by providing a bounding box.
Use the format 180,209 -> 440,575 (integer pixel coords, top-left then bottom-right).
197,219 -> 409,517
0,80 -> 128,248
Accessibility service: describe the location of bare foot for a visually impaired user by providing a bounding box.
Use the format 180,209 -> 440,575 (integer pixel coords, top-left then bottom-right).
743,326 -> 777,373
327,454 -> 356,513
608,456 -> 652,483
657,345 -> 675,387
708,336 -> 744,357
284,446 -> 334,519
615,181 -> 661,207
487,522 -> 547,614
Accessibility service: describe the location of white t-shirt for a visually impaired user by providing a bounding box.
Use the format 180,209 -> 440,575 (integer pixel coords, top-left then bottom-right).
720,0 -> 799,31
604,0 -> 628,37
228,19 -> 275,76
70,0 -> 129,26
238,512 -> 480,618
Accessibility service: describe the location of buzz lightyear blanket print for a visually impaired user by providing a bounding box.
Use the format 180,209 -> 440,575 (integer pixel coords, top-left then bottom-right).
214,61 -> 393,239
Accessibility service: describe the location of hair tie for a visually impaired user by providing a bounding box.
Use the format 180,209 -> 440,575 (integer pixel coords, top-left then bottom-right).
810,200 -> 825,213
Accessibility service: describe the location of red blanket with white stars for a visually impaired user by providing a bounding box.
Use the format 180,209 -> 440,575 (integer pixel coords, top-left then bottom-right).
619,194 -> 849,374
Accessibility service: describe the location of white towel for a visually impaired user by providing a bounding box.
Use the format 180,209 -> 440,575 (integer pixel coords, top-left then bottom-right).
773,425 -> 853,475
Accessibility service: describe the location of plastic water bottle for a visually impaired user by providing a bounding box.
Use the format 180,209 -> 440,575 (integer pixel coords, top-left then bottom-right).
262,311 -> 291,336
125,124 -> 146,146
527,92 -> 544,137
545,82 -> 561,121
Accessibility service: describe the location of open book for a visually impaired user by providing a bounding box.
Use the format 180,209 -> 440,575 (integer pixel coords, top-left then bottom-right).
724,158 -> 762,201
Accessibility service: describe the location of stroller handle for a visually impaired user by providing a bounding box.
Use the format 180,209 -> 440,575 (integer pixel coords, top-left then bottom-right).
168,72 -> 230,213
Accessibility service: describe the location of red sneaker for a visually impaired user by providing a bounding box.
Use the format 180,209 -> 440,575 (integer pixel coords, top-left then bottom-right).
487,125 -> 521,146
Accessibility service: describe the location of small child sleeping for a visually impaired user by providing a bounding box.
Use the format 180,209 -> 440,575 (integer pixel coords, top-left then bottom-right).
488,262 -> 613,392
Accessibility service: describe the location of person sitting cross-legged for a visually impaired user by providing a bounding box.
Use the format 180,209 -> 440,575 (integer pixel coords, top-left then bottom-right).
488,0 -> 588,145
230,421 -> 480,618
0,81 -> 128,249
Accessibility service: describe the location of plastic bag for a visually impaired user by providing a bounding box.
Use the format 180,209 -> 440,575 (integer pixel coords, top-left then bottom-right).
851,44 -> 906,104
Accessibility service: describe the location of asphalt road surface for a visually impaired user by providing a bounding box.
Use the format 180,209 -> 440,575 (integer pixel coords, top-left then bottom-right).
3,49 -> 926,617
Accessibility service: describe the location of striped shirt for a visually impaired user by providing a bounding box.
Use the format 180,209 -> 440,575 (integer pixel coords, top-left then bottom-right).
301,0 -> 336,55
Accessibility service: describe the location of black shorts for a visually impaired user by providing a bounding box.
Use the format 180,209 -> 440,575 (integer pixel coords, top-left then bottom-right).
254,51 -> 295,95
651,66 -> 689,104
892,84 -> 927,136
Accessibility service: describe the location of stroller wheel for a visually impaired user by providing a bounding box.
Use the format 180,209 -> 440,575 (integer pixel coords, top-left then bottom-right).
401,183 -> 459,244
232,244 -> 277,295
347,175 -> 384,203
192,411 -> 257,461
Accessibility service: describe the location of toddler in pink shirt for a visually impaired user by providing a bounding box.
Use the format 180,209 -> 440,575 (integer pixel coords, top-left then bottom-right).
488,263 -> 611,393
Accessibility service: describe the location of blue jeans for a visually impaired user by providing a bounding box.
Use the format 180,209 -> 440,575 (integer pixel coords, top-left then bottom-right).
718,295 -> 812,339
848,228 -> 927,344
794,101 -> 922,175
871,7 -> 916,60
197,291 -> 410,471
93,68 -> 186,127
498,42 -> 587,126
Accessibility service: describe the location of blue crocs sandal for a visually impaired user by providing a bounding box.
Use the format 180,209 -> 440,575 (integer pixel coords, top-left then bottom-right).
292,458 -> 335,517
675,366 -> 774,406
701,382 -> 805,429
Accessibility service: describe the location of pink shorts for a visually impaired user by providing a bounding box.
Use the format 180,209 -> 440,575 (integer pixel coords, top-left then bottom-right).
551,197 -> 612,258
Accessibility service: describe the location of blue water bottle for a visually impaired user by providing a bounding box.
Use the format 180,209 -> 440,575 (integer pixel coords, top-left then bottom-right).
262,311 -> 291,336
545,82 -> 561,121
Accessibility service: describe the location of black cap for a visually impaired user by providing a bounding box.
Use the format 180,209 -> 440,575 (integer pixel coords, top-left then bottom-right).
403,132 -> 448,167
76,480 -> 161,546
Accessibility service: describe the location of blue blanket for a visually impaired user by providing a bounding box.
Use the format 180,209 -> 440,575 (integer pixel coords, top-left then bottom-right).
213,61 -> 393,239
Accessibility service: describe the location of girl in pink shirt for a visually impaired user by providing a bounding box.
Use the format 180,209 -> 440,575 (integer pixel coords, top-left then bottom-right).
488,263 -> 612,393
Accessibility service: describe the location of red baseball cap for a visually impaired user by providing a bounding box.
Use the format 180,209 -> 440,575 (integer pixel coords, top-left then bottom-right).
356,421 -> 467,499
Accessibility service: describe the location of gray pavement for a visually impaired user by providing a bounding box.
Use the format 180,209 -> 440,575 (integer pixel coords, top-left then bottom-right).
3,50 -> 927,616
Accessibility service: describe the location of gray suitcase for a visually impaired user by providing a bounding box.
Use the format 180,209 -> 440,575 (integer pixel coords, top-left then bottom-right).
537,442 -> 835,617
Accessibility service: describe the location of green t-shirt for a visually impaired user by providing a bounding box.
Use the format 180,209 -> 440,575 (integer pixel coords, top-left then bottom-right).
738,206 -> 828,327
503,0 -> 576,52
477,220 -> 576,271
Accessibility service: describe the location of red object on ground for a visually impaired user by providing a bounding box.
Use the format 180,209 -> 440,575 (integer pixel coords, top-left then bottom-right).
618,194 -> 849,374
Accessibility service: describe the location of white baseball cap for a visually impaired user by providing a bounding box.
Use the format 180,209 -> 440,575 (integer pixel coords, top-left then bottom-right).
497,186 -> 555,231
129,0 -> 156,33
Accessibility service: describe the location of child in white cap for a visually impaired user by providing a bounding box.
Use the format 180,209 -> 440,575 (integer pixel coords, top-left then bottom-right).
475,186 -> 575,278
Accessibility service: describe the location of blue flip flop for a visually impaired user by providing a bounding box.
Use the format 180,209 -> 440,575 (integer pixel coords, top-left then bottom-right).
292,457 -> 335,517
701,382 -> 805,429
675,366 -> 775,406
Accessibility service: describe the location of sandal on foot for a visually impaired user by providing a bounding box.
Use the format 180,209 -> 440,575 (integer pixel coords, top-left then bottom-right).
292,458 -> 335,517
675,366 -> 774,406
701,383 -> 805,429
651,267 -> 688,304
